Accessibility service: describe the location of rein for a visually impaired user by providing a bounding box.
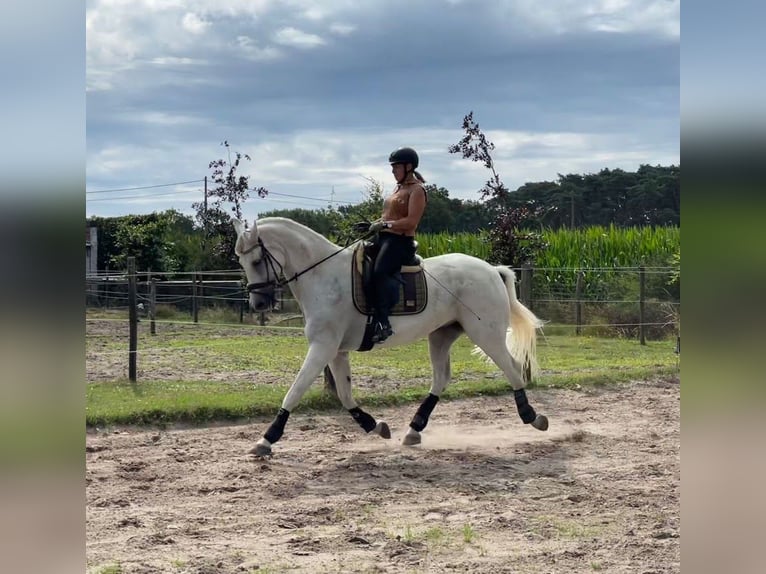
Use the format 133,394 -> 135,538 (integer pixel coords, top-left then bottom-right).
243,231 -> 373,295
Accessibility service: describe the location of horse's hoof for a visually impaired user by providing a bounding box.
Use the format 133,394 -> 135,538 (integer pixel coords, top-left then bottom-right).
531,414 -> 549,431
249,442 -> 272,457
375,421 -> 391,439
402,429 -> 421,446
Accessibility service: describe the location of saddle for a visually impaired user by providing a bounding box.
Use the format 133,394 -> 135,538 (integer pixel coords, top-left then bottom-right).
351,240 -> 428,317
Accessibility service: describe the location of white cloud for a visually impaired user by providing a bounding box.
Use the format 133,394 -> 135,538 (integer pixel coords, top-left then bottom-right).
86,0 -> 678,217
235,36 -> 282,61
119,111 -> 211,126
182,12 -> 211,34
504,0 -> 679,39
301,7 -> 326,21
273,27 -> 326,49
87,145 -> 150,178
329,23 -> 355,35
150,56 -> 204,65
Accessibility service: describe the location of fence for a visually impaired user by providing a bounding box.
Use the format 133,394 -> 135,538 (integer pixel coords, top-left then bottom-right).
86,269 -> 302,327
86,258 -> 680,382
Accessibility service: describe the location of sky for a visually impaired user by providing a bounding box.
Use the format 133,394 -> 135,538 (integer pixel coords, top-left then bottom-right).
85,0 -> 680,222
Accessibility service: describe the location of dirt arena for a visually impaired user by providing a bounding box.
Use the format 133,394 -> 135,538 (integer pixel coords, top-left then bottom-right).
86,378 -> 679,574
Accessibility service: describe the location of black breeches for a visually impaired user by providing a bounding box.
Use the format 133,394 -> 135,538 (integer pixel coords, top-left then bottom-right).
372,233 -> 415,318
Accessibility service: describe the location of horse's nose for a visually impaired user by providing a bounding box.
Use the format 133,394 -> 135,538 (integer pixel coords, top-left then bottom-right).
251,295 -> 270,312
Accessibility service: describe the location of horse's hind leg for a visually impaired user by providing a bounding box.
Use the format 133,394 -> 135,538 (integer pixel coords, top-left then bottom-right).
330,351 -> 391,439
403,322 -> 463,446
464,321 -> 548,431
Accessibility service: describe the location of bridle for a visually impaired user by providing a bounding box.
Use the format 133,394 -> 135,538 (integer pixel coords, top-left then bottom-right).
240,238 -> 286,299
241,235 -> 356,299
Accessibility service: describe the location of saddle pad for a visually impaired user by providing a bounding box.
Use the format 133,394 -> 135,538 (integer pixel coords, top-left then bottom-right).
351,244 -> 428,316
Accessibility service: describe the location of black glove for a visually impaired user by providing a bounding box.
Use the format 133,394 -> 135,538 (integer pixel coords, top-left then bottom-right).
352,221 -> 372,234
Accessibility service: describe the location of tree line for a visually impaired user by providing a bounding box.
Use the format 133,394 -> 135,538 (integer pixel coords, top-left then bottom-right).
87,119 -> 678,274
86,163 -> 679,275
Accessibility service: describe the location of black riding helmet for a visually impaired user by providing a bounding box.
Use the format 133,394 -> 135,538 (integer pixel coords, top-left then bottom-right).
388,147 -> 419,168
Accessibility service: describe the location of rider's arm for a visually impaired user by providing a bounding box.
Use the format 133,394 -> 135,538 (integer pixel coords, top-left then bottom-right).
387,186 -> 426,233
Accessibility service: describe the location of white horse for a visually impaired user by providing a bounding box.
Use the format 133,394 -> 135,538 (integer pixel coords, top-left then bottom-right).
233,217 -> 549,456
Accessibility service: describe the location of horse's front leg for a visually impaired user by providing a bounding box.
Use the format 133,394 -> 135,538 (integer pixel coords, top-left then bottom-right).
329,351 -> 391,439
250,341 -> 337,457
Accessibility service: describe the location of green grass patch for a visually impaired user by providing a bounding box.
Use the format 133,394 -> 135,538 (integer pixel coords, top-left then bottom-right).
86,333 -> 678,427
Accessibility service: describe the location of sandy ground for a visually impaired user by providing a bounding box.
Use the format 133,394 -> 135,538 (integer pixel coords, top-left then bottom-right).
86,377 -> 679,574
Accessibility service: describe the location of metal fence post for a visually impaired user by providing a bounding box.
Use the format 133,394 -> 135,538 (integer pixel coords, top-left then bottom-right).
639,265 -> 646,345
192,272 -> 199,323
575,270 -> 583,336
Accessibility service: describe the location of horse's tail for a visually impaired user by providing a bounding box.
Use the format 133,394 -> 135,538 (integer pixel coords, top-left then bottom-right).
473,266 -> 544,383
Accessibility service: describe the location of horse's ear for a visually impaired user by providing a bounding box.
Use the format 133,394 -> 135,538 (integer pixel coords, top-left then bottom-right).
232,219 -> 246,237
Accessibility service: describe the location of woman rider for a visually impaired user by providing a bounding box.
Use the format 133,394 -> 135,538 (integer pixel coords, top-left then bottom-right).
367,147 -> 427,343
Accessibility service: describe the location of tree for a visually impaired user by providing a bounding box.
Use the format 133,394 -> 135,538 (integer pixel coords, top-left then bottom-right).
333,177 -> 385,238
449,111 -> 547,266
496,165 -> 680,229
192,141 -> 269,270
86,210 -> 198,274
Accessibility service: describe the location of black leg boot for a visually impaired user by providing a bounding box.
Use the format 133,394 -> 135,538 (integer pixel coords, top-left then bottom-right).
371,312 -> 393,343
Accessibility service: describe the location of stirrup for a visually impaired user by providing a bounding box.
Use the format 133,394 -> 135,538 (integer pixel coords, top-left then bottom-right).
371,321 -> 393,343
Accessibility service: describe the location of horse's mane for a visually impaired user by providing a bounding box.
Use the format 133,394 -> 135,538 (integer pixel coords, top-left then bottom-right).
257,217 -> 339,249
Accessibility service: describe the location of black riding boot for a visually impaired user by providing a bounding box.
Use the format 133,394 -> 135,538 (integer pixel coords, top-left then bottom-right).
372,312 -> 393,343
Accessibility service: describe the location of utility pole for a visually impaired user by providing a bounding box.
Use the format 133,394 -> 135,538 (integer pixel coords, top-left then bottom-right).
203,176 -> 208,219
202,175 -> 208,253
330,186 -> 335,208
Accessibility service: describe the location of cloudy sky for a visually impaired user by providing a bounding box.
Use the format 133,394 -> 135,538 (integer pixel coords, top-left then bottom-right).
86,0 -> 679,222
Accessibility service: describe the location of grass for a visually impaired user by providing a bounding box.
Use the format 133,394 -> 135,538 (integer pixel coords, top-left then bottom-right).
531,515 -> 604,539
86,326 -> 678,427
424,526 -> 446,545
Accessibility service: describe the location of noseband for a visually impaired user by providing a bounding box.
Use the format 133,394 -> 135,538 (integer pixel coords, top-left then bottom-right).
242,238 -> 285,298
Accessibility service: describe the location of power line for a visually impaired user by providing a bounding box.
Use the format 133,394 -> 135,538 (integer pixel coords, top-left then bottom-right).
261,189 -> 360,206
87,179 -> 204,194
86,189 -> 201,202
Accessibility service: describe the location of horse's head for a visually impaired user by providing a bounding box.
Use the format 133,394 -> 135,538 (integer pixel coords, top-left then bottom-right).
233,219 -> 279,312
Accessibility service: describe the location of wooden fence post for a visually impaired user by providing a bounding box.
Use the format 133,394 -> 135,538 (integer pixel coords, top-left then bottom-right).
520,264 -> 533,308
104,269 -> 110,309
150,278 -> 157,335
575,270 -> 583,336
127,257 -> 137,382
639,265 -> 646,345
198,273 -> 204,319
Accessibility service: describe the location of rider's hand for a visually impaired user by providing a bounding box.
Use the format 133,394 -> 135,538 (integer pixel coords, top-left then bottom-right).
369,220 -> 390,233
352,221 -> 371,234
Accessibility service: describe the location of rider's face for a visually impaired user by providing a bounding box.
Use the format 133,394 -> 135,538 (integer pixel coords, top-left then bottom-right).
391,163 -> 406,182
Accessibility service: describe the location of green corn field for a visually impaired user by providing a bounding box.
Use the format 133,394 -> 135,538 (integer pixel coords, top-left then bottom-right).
416,231 -> 492,260
417,225 -> 680,302
418,226 -> 679,268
